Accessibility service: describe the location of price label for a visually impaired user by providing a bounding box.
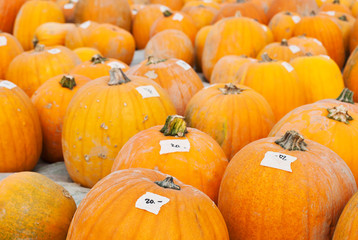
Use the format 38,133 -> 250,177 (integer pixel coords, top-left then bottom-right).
260,151 -> 297,172
176,60 -> 191,71
80,21 -> 91,29
0,36 -> 7,47
291,15 -> 301,24
320,55 -> 330,60
48,48 -> 61,54
144,70 -> 158,79
261,25 -> 268,32
281,62 -> 294,72
325,11 -> 335,16
159,139 -> 190,155
313,38 -> 323,46
159,5 -> 169,13
107,62 -> 126,69
289,45 -> 301,54
64,3 -> 74,9
136,85 -> 160,98
0,81 -> 16,89
172,13 -> 184,21
135,192 -> 170,215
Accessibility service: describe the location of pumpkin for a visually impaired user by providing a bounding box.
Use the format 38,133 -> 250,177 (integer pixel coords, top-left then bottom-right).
73,47 -> 101,62
31,74 -> 90,163
62,68 -> 176,187
352,1 -> 358,17
13,0 -> 65,51
74,0 -> 132,31
64,20 -> 99,50
194,25 -> 212,73
56,0 -> 77,23
70,54 -> 129,80
287,35 -> 328,55
127,56 -> 203,115
185,83 -> 275,159
183,0 -> 220,9
145,29 -> 194,66
319,0 -> 352,15
202,16 -> 272,80
218,130 -> 357,239
290,54 -> 344,103
132,4 -> 170,50
33,22 -> 76,47
293,12 -> 346,68
257,39 -> 304,62
266,0 -> 319,20
149,0 -> 184,10
0,81 -> 42,172
0,172 -> 76,240
316,0 -> 354,7
181,3 -> 218,30
67,168 -> 229,239
0,32 -> 23,79
150,10 -> 197,45
343,47 -> 358,102
6,44 -> 81,97
349,17 -> 358,53
269,89 -> 358,183
0,0 -> 29,33
268,11 -> 302,42
111,115 -> 228,202
210,55 -> 257,84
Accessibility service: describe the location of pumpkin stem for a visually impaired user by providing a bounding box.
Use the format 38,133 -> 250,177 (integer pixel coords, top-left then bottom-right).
108,68 -> 131,85
219,83 -> 244,95
160,115 -> 188,137
260,52 -> 273,62
281,39 -> 289,46
327,105 -> 353,124
305,52 -> 313,57
310,10 -> 316,16
338,15 -> 348,22
91,54 -> 108,64
146,56 -> 167,65
155,176 -> 181,190
59,75 -> 77,90
275,130 -> 307,151
284,11 -> 293,16
163,10 -> 173,17
34,44 -> 45,52
336,88 -> 354,104
32,36 -> 39,48
333,0 -> 340,4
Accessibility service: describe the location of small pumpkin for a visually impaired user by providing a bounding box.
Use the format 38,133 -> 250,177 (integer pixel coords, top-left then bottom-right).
33,22 -> 76,47
287,35 -> 328,55
194,25 -> 212,72
266,0 -> 319,20
268,11 -> 301,42
257,39 -> 304,62
181,3 -> 219,30
0,32 -> 23,79
319,0 -> 352,15
149,0 -> 184,10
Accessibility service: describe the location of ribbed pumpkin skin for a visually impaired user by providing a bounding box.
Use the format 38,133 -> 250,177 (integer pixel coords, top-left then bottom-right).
333,192 -> 358,240
0,0 -> 28,33
293,14 -> 346,69
73,47 -> 101,62
34,22 -> 75,47
0,32 -> 23,79
287,36 -> 327,55
0,82 -> 42,172
145,29 -> 194,66
256,40 -> 304,62
56,0 -> 77,23
13,1 -> 65,51
238,60 -> 306,120
181,4 -> 218,30
266,0 -> 318,20
0,172 -> 77,240
67,168 -> 229,239
194,25 -> 212,72
268,11 -> 301,42
290,55 -> 344,103
127,58 -> 203,115
6,45 -> 81,97
31,74 -> 91,163
74,0 -> 131,31
111,126 -> 228,202
343,47 -> 358,102
62,76 -> 176,187
218,136 -> 357,240
269,101 -> 358,183
349,18 -> 358,53
185,84 -> 275,159
202,16 -> 272,80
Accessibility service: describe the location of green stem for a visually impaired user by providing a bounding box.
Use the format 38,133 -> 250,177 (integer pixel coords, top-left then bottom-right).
59,75 -> 76,90
108,68 -> 131,86
336,88 -> 354,104
91,54 -> 108,64
160,115 -> 188,137
275,130 -> 307,151
155,176 -> 181,190
327,105 -> 353,124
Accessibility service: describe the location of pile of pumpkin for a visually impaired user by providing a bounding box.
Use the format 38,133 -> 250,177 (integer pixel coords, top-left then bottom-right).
2,0 -> 358,239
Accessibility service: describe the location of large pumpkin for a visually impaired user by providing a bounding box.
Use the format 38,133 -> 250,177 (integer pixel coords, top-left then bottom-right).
111,115 -> 228,202
0,81 -> 42,172
218,130 -> 357,239
185,83 -> 275,159
0,0 -> 29,33
31,74 -> 91,163
0,172 -> 76,240
6,44 -> 81,96
0,32 -> 23,79
62,68 -> 176,187
67,168 -> 229,239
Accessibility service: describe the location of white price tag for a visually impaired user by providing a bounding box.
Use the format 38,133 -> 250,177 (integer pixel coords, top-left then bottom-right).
289,45 -> 301,54
64,3 -> 74,9
313,38 -> 323,46
172,13 -> 184,21
260,151 -> 297,172
135,192 -> 170,215
261,25 -> 268,32
136,85 -> 160,98
0,81 -> 16,89
80,21 -> 91,29
176,60 -> 191,70
0,36 -> 7,47
281,62 -> 294,72
291,15 -> 301,24
325,11 -> 335,16
159,139 -> 190,155
107,61 -> 126,69
72,0 -> 78,2
320,55 -> 331,60
144,70 -> 158,79
48,48 -> 61,54
159,5 -> 170,13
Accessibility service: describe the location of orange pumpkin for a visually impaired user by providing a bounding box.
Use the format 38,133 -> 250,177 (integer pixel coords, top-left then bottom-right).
316,0 -> 354,7
149,0 -> 184,10
127,56 -> 203,115
13,0 -> 65,51
194,25 -> 212,72
257,39 -> 304,62
185,83 -> 275,159
181,3 -> 218,30
145,29 -> 194,66
0,32 -> 23,79
268,11 -> 302,42
183,0 -> 220,9
343,47 -> 358,102
287,35 -> 328,55
34,22 -> 76,47
0,0 -> 29,33
349,17 -> 358,53
319,0 -> 352,14
67,168 -> 229,239
352,1 -> 358,17
266,0 -> 319,20
6,44 -> 81,97
56,0 -> 77,23
31,74 -> 90,163
0,172 -> 77,240
111,115 -> 228,202
74,0 -> 132,31
0,81 -> 42,172
218,130 -> 357,239
64,21 -> 99,50
73,47 -> 101,62
62,68 -> 176,187
70,54 -> 129,80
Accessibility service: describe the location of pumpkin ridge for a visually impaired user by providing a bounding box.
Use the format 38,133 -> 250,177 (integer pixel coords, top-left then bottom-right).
275,130 -> 308,151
